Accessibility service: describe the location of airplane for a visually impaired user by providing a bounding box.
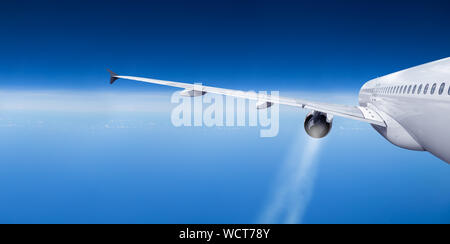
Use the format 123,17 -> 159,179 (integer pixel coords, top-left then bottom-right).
108,57 -> 450,164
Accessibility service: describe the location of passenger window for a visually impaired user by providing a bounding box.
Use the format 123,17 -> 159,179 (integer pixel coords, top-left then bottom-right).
424,84 -> 429,94
403,85 -> 407,94
412,85 -> 417,94
418,84 -> 422,94
407,85 -> 412,94
439,83 -> 445,95
431,83 -> 437,94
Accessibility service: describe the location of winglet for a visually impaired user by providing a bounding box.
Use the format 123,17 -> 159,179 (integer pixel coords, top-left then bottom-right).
107,69 -> 119,84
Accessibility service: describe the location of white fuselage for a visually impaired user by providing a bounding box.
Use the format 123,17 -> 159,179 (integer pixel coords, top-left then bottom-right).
358,57 -> 450,164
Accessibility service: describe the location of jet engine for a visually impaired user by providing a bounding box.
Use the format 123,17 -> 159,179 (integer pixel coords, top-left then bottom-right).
304,111 -> 333,138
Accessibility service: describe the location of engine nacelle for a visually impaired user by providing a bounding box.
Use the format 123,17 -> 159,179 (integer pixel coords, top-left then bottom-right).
304,111 -> 333,138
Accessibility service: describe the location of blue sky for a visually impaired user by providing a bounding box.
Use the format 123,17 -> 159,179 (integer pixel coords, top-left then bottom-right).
1,0 -> 450,91
0,0 -> 449,223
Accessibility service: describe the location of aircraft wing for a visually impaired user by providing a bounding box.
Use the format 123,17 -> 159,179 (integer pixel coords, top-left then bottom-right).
107,69 -> 386,127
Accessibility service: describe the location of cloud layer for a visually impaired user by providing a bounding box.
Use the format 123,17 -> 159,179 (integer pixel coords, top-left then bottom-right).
0,90 -> 173,113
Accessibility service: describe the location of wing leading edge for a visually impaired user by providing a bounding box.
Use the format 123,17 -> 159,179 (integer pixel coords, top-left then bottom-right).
107,70 -> 386,127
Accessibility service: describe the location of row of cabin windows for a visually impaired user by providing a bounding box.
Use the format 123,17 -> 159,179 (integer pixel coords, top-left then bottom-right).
363,82 -> 449,96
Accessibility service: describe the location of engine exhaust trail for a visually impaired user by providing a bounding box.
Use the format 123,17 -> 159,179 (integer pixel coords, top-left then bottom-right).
259,129 -> 322,224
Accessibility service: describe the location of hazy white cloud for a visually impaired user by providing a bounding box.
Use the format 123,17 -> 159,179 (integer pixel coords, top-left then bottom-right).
103,120 -> 156,129
338,125 -> 369,131
0,89 -> 362,135
0,121 -> 17,127
0,90 -> 174,113
0,89 -> 359,113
